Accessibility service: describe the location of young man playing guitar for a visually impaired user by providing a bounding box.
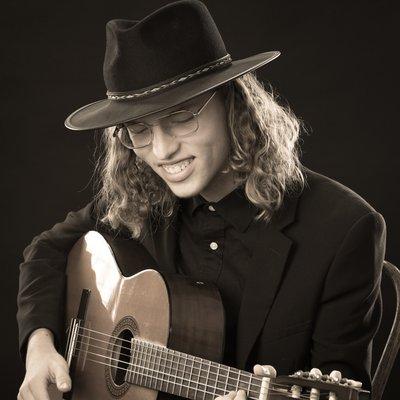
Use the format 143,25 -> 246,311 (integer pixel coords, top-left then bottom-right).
17,1 -> 386,400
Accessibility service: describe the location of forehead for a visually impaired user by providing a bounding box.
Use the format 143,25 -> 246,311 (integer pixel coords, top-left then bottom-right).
135,92 -> 210,124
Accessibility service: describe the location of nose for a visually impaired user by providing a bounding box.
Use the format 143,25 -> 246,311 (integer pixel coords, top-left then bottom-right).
151,124 -> 180,160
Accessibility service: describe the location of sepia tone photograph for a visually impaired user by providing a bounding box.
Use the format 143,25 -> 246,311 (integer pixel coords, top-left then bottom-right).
2,1 -> 399,399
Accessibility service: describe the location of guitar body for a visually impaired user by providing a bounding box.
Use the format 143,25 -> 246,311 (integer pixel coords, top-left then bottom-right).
57,231 -> 225,400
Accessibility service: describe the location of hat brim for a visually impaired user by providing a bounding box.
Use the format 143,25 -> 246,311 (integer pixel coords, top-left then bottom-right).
64,51 -> 280,131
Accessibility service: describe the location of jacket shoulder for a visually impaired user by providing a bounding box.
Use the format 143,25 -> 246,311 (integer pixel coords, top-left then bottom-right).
298,167 -> 383,227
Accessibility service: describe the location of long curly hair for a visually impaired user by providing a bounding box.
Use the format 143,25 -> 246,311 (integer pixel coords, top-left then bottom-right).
94,72 -> 305,238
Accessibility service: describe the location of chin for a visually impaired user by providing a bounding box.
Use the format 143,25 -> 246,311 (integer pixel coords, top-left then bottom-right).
167,180 -> 205,199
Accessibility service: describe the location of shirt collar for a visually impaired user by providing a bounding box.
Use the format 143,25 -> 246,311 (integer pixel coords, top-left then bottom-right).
183,186 -> 258,232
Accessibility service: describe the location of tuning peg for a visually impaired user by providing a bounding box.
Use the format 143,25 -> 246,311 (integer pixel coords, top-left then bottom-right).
347,379 -> 363,388
309,368 -> 322,380
261,365 -> 277,378
327,371 -> 342,400
329,370 -> 342,383
290,385 -> 302,399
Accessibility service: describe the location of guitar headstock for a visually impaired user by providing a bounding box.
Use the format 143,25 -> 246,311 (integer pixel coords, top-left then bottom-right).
270,369 -> 370,400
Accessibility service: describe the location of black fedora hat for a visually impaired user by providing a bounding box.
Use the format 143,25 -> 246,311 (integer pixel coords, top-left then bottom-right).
65,0 -> 280,131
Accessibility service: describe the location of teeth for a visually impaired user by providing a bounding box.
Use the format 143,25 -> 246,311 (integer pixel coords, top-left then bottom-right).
162,158 -> 193,174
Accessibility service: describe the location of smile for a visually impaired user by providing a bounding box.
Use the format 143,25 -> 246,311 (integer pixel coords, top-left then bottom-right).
161,157 -> 194,174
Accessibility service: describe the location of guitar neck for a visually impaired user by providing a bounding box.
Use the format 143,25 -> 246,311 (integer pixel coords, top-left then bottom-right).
126,338 -> 264,400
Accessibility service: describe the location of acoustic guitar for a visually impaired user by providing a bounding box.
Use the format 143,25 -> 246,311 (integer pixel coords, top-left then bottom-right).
58,231 -> 368,400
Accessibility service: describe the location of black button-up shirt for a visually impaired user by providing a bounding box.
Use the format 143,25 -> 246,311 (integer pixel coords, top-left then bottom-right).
176,187 -> 258,366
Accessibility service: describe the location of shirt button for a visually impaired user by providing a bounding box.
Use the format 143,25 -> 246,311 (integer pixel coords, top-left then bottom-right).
208,205 -> 215,212
210,242 -> 218,250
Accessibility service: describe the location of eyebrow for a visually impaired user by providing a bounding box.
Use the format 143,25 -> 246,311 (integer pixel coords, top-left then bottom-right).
134,95 -> 203,124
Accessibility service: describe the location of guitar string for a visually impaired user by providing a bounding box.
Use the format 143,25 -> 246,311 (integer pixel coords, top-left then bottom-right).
77,326 -> 269,385
72,349 -> 317,400
75,333 -> 275,390
73,336 -> 324,400
75,327 -> 337,394
76,329 -> 264,384
74,337 -> 295,395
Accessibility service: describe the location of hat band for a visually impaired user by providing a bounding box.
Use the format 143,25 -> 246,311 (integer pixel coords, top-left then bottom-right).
106,54 -> 232,100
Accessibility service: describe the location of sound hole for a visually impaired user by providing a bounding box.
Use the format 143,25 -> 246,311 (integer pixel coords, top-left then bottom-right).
111,329 -> 134,386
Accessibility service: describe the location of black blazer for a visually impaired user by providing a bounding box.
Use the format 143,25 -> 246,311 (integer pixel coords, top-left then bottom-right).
17,167 -> 386,390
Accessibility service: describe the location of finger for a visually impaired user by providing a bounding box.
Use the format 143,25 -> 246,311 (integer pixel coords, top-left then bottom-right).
19,385 -> 34,400
253,364 -> 277,377
235,389 -> 247,399
51,360 -> 72,392
215,391 -> 237,400
30,383 -> 51,400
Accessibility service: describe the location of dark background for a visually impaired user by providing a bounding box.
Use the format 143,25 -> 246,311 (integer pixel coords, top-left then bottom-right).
2,0 -> 398,399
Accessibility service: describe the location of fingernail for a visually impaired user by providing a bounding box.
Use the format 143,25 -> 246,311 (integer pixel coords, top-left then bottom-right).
60,382 -> 70,391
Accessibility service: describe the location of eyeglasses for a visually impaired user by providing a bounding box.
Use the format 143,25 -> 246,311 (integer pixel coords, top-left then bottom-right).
113,91 -> 217,149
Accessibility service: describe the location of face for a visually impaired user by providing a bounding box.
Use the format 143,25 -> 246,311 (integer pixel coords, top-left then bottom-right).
133,90 -> 236,202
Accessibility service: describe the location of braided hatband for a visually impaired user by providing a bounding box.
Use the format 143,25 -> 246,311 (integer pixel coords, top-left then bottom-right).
106,54 -> 232,100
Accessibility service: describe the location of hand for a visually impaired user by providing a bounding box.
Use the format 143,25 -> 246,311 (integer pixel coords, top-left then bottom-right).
18,328 -> 72,400
214,364 -> 277,400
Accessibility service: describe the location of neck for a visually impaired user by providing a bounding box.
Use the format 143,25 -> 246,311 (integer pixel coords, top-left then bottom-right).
200,169 -> 238,203
126,338 -> 264,400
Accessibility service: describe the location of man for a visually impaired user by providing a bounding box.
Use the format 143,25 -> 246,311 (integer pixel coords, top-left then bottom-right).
17,1 -> 386,400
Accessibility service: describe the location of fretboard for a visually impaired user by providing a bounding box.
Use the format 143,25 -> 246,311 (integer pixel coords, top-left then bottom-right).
126,338 -> 263,400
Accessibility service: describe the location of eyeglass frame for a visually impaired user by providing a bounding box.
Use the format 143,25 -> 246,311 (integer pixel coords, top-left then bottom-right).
113,90 -> 217,149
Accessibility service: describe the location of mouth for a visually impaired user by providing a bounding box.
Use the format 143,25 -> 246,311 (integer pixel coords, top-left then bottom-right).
160,157 -> 195,182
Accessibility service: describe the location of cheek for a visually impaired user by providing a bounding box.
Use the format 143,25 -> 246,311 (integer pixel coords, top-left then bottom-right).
134,149 -> 150,165
133,149 -> 158,173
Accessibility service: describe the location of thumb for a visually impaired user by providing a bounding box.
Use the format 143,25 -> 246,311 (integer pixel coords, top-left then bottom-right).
51,359 -> 72,392
253,364 -> 277,377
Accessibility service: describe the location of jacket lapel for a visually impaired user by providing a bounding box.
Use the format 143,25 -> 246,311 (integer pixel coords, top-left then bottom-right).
236,196 -> 299,369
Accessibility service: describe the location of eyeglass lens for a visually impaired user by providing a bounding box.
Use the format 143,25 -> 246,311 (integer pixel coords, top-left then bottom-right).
123,110 -> 199,149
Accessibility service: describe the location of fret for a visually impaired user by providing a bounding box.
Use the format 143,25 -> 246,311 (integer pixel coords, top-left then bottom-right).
187,355 -> 195,399
155,344 -> 162,392
227,366 -> 239,392
194,357 -> 201,398
171,350 -> 178,394
215,363 -> 228,396
149,342 -> 155,388
236,369 -> 241,392
250,375 -> 262,399
132,340 -> 137,383
247,374 -> 252,398
224,366 -> 230,393
126,339 -> 131,383
163,347 -> 170,394
203,361 -> 211,400
174,349 -> 185,397
144,341 -> 150,388
160,346 -> 167,393
213,363 -> 220,398
138,341 -> 144,387
144,342 -> 150,388
149,343 -> 156,390
208,362 -> 219,399
179,352 -> 188,397
144,341 -> 150,387
239,372 -> 251,395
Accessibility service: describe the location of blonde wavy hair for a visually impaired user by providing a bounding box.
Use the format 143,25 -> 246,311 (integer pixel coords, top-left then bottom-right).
94,72 -> 305,238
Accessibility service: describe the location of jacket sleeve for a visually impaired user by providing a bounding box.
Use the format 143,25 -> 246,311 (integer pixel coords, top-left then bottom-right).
16,201 -> 103,361
310,211 -> 386,390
